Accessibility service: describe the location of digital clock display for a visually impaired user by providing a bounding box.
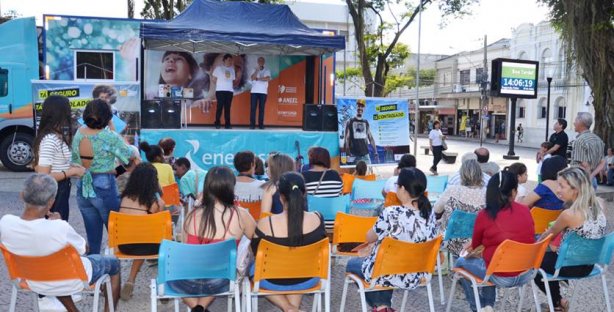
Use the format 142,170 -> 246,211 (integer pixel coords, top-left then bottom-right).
499,62 -> 537,96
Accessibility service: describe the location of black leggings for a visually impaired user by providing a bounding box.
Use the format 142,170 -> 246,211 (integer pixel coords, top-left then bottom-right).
431,145 -> 443,171
534,251 -> 594,306
215,91 -> 234,127
50,179 -> 71,221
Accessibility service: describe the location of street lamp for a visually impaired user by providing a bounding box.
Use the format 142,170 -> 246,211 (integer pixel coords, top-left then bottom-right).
545,75 -> 553,141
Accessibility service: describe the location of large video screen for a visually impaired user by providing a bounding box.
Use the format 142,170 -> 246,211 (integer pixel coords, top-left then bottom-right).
490,58 -> 539,99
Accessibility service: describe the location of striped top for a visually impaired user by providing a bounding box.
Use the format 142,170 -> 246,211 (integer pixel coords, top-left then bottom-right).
303,170 -> 343,197
571,130 -> 605,171
37,134 -> 71,172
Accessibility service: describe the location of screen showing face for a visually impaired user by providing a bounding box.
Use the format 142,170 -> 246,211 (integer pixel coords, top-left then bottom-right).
499,61 -> 537,96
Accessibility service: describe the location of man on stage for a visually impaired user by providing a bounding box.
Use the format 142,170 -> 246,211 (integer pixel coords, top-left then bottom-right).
249,57 -> 271,129
344,99 -> 378,164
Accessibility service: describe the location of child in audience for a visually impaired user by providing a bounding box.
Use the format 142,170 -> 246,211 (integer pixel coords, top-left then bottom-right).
505,163 -> 528,201
536,141 -> 553,183
354,160 -> 368,176
139,141 -> 176,187
158,137 -> 176,165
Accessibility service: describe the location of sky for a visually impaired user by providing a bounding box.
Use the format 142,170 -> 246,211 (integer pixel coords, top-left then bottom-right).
0,0 -> 551,55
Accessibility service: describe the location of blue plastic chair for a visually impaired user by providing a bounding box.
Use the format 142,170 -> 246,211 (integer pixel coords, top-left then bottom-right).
307,195 -> 350,221
351,179 -> 386,201
537,232 -> 611,312
150,239 -> 240,312
426,175 -> 448,201
436,210 -> 478,305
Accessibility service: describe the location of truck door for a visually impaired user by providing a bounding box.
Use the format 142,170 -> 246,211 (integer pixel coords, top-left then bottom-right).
0,66 -> 12,115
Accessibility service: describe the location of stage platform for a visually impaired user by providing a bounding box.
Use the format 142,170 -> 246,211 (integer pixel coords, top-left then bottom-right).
140,128 -> 339,170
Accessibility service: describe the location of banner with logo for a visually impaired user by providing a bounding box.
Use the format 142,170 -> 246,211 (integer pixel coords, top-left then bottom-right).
31,80 -> 140,134
140,129 -> 339,171
336,96 -> 410,165
144,51 -> 307,127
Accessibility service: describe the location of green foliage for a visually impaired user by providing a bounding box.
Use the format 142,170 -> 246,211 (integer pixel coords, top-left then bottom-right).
336,67 -> 362,80
384,68 -> 436,96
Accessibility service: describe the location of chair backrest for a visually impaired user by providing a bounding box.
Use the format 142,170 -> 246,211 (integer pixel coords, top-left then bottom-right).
332,212 -> 377,245
108,210 -> 173,248
157,239 -> 236,284
555,231 -> 606,270
307,195 -> 350,220
384,192 -> 401,207
371,236 -> 442,279
530,207 -> 562,235
356,174 -> 376,181
239,200 -> 263,220
351,179 -> 386,200
341,173 -> 355,194
161,183 -> 181,206
485,235 -> 552,277
599,232 -> 614,266
0,244 -> 88,285
444,210 -> 478,241
426,175 -> 448,195
253,238 -> 329,282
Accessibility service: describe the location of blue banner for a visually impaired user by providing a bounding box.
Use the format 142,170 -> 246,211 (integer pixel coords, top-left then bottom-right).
337,96 -> 410,165
140,129 -> 339,171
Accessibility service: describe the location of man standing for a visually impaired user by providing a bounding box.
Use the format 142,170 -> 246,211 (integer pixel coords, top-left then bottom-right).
517,123 -> 524,143
249,57 -> 271,129
570,112 -> 605,189
344,99 -> 378,164
546,118 -> 569,158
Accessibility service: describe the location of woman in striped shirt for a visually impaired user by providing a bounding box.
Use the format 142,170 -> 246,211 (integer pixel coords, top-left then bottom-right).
33,95 -> 85,221
302,147 -> 343,197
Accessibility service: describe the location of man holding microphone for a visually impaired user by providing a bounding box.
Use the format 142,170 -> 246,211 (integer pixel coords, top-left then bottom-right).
249,57 -> 271,129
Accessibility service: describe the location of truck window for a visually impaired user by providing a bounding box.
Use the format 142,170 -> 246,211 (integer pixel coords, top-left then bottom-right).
0,68 -> 7,97
75,51 -> 114,80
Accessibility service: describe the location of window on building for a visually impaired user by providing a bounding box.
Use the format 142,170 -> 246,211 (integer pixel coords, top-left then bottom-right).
475,68 -> 484,83
460,69 -> 470,85
540,48 -> 553,80
517,100 -> 526,118
75,51 -> 114,80
538,98 -> 547,119
555,97 -> 566,119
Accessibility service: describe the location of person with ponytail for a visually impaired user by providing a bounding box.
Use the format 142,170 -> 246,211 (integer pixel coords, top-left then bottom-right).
139,141 -> 175,187
455,171 -> 535,312
534,167 -> 606,311
346,168 -> 438,312
250,172 -> 326,312
171,166 -> 256,312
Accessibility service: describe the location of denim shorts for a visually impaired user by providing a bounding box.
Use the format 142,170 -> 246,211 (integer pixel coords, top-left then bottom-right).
167,278 -> 230,295
86,254 -> 120,284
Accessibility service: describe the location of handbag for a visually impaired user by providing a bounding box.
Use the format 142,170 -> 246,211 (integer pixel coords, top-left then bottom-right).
441,138 -> 448,151
313,170 -> 328,195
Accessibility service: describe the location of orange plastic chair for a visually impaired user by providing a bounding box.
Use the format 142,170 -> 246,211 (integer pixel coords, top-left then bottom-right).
244,238 -> 330,312
107,210 -> 173,260
341,173 -> 355,194
340,236 -> 443,312
332,212 -> 377,257
259,211 -> 272,219
356,174 -> 376,181
161,183 -> 181,207
0,244 -> 114,312
531,207 -> 562,234
238,201 -> 263,220
384,192 -> 401,207
445,235 -> 553,312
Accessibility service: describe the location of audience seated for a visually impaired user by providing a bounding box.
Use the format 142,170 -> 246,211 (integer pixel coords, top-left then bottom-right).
253,156 -> 268,181
173,157 -> 207,201
504,163 -> 529,201
454,171 -> 535,312
261,153 -> 295,215
0,174 -> 121,312
474,147 -> 500,176
158,137 -> 176,166
447,153 -> 490,186
521,156 -> 567,210
251,172 -> 326,312
534,167 -> 607,311
354,160 -> 368,176
382,153 -> 416,195
172,166 -> 256,312
233,151 -> 265,202
346,168 -> 438,312
117,163 -> 165,301
140,141 -> 176,187
302,147 -> 343,197
434,159 -> 486,257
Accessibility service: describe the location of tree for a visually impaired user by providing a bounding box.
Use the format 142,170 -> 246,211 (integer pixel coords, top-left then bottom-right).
0,9 -> 21,24
538,0 -> 614,147
128,0 -> 135,18
345,0 -> 475,97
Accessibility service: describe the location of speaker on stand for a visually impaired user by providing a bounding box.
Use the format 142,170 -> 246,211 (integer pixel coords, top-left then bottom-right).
302,104 -> 322,131
321,105 -> 338,132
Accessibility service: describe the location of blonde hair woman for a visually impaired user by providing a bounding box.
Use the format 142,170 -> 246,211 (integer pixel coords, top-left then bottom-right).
534,167 -> 607,311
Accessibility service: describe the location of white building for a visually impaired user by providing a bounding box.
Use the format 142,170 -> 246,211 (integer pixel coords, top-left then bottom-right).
511,21 -> 592,146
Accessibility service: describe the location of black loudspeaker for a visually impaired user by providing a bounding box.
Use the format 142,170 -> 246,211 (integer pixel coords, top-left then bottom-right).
160,99 -> 181,129
303,104 -> 322,131
321,105 -> 338,131
141,100 -> 162,129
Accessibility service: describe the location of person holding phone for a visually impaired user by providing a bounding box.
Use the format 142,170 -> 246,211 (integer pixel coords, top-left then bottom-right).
249,57 -> 271,129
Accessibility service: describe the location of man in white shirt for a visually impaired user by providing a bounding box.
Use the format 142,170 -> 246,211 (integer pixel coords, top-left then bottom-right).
0,174 -> 121,311
233,151 -> 265,201
211,54 -> 236,129
249,57 -> 271,130
447,153 -> 491,186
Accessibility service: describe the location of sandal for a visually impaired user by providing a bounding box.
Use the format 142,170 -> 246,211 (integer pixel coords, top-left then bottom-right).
120,281 -> 134,300
554,299 -> 569,312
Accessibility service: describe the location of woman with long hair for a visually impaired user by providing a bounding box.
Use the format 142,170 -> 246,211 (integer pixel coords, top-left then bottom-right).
534,167 -> 607,311
346,168 -> 438,312
33,95 -> 85,221
170,166 -> 256,312
251,172 -> 326,312
455,171 -> 535,312
117,163 -> 165,300
139,141 -> 176,188
261,153 -> 295,215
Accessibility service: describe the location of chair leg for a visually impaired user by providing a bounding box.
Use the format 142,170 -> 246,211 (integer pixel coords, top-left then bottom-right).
228,293 -> 232,312
541,274 -> 556,312
325,281 -> 331,312
174,298 -> 180,312
150,279 -> 158,312
602,275 -> 612,312
234,283 -> 242,312
244,279 -> 252,312
92,277 -> 103,312
358,287 -> 368,312
106,279 -> 115,312
445,275 -> 459,312
502,288 -> 511,309
340,277 -> 350,312
311,294 -> 319,312
426,283 -> 436,312
400,290 -> 408,311
471,280 -> 482,312
530,281 -> 542,312
517,285 -> 525,312
252,294 -> 258,312
436,253 -> 445,305
9,286 -> 17,312
568,280 -> 577,312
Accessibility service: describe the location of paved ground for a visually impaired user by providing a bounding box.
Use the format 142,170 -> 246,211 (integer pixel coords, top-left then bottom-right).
0,137 -> 613,311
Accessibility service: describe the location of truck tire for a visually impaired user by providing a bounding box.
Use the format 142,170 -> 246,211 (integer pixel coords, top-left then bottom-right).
0,132 -> 34,172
